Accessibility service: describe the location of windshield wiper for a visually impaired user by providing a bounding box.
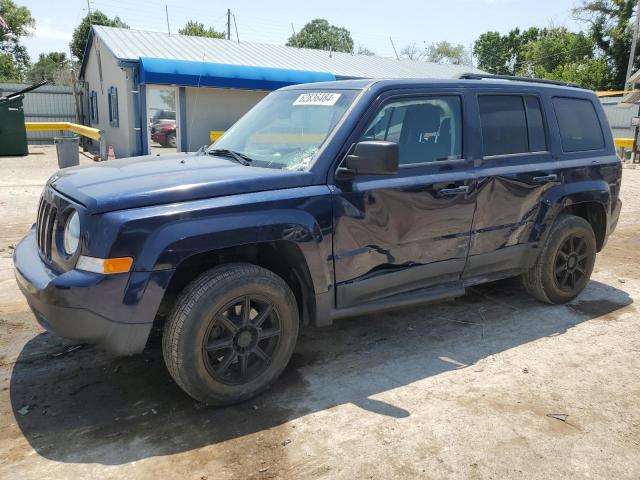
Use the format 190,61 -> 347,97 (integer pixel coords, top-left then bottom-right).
208,148 -> 253,166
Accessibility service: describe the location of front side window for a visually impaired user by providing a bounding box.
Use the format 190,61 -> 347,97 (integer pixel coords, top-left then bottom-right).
361,96 -> 463,165
479,94 -> 548,157
209,89 -> 358,170
553,97 -> 604,152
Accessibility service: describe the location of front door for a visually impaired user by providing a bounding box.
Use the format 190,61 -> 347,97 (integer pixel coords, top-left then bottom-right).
332,92 -> 477,308
146,85 -> 179,155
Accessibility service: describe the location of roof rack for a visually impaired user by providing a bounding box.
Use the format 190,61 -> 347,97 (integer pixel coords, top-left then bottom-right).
455,73 -> 581,89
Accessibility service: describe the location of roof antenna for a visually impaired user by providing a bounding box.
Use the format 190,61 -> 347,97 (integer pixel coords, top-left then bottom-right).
389,37 -> 399,60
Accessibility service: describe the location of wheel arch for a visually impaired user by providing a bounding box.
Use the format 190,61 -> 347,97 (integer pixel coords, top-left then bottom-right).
156,240 -> 319,329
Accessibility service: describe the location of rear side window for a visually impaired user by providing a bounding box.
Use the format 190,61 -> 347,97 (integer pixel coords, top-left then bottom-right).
553,97 -> 604,152
479,95 -> 548,157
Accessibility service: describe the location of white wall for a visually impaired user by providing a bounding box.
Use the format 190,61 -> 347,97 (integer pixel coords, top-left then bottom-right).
83,38 -> 136,158
183,87 -> 268,151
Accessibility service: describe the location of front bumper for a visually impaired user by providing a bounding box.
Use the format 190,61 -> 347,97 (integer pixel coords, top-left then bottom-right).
14,227 -> 171,356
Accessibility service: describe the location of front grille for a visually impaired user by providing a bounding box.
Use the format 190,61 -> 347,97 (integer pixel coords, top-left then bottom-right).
36,196 -> 57,259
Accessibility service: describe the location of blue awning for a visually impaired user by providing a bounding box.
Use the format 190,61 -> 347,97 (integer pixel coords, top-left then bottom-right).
139,57 -> 335,91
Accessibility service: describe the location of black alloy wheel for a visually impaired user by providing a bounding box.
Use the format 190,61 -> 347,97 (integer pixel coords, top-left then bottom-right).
203,295 -> 281,385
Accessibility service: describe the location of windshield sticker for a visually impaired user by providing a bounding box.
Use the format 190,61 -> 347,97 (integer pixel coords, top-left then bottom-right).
293,93 -> 341,106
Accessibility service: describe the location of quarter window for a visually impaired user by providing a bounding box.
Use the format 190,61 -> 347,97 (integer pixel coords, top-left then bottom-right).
361,96 -> 462,165
479,95 -> 547,157
553,97 -> 604,152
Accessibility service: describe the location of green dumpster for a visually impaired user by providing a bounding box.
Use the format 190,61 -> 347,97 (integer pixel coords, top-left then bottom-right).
0,81 -> 48,157
0,94 -> 28,156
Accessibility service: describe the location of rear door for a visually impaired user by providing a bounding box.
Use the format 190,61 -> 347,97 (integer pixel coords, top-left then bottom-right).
332,90 -> 478,308
464,91 -> 561,282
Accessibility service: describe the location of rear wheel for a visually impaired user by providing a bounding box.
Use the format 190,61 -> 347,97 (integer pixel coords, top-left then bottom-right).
163,263 -> 299,405
523,214 -> 596,304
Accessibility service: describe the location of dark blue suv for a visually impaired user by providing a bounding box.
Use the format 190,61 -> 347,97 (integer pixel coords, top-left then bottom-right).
14,76 -> 622,404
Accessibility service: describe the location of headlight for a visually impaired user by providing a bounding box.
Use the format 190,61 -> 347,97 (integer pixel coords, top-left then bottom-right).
63,211 -> 80,255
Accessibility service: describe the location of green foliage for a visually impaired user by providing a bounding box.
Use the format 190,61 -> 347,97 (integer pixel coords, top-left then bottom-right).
473,27 -> 540,75
514,27 -> 611,89
574,0 -> 636,88
426,41 -> 471,65
26,51 -> 71,85
0,0 -> 35,82
178,20 -> 225,39
70,10 -> 128,62
286,19 -> 354,53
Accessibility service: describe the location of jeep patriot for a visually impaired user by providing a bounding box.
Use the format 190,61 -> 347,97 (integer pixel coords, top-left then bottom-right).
14,75 -> 622,404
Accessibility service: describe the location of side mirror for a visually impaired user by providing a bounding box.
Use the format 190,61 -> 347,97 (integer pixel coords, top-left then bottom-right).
341,141 -> 399,176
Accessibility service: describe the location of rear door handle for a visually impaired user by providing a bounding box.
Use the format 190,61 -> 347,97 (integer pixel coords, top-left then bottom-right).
437,185 -> 470,196
532,174 -> 558,183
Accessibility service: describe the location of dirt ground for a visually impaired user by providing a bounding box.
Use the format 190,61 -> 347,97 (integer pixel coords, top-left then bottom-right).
0,145 -> 639,479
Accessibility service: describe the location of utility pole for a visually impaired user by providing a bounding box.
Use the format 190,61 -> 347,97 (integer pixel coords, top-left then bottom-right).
227,9 -> 231,40
389,37 -> 399,60
625,0 -> 640,89
232,13 -> 239,43
627,0 -> 640,163
87,0 -> 92,23
165,5 -> 171,36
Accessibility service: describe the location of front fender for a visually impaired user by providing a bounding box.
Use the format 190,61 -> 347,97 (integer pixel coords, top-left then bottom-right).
89,186 -> 334,294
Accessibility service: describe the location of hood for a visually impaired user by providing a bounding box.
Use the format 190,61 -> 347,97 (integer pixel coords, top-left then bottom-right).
49,153 -> 314,213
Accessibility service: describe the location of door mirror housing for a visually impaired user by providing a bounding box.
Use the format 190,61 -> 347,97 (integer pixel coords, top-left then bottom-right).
342,141 -> 399,176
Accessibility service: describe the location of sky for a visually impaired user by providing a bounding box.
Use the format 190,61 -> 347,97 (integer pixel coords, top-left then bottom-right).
22,0 -> 583,62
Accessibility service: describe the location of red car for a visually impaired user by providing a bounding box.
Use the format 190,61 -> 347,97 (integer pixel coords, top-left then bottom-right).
151,120 -> 176,148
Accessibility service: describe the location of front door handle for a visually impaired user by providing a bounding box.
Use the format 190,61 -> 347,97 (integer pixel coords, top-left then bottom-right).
532,174 -> 558,183
437,185 -> 470,196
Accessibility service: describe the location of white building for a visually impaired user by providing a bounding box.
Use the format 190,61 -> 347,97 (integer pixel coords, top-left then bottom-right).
80,26 -> 483,158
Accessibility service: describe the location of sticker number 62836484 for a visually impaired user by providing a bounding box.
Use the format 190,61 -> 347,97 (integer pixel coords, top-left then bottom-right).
293,93 -> 342,106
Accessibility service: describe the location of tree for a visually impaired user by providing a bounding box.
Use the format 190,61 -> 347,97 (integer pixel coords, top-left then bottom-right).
426,41 -> 471,65
26,51 -> 70,84
400,43 -> 427,61
356,44 -> 375,56
574,0 -> 636,88
287,19 -> 354,53
518,27 -> 610,89
473,27 -> 540,75
0,0 -> 34,82
178,20 -> 225,39
70,10 -> 128,62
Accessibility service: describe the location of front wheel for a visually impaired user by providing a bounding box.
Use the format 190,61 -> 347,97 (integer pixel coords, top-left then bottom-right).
163,263 -> 299,405
523,214 -> 597,304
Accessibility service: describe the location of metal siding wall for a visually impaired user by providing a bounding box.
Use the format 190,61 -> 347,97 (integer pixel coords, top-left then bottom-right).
600,97 -> 635,139
0,83 -> 75,144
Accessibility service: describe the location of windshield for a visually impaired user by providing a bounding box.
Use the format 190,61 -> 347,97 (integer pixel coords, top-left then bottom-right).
207,89 -> 359,170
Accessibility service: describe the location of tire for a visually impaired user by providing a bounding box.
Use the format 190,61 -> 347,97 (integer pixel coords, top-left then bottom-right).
163,263 -> 299,405
523,214 -> 597,304
166,132 -> 176,148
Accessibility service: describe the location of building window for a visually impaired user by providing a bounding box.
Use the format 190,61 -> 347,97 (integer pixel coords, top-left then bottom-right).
108,86 -> 119,127
89,90 -> 99,124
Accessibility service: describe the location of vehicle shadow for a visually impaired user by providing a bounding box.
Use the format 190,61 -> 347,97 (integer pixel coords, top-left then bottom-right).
9,279 -> 634,465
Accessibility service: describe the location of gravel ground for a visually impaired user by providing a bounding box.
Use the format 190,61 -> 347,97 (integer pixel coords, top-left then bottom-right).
0,146 -> 639,479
